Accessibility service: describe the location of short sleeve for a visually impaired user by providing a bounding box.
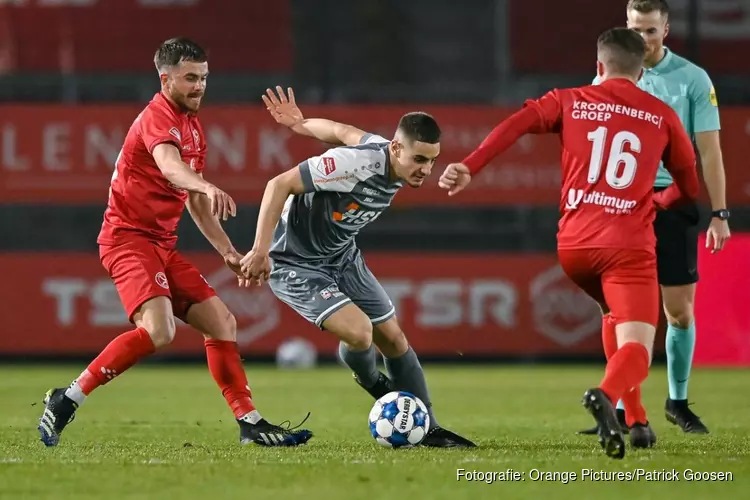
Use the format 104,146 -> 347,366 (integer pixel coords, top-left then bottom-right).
359,133 -> 389,145
690,68 -> 721,133
140,106 -> 181,154
298,146 -> 385,193
521,89 -> 563,133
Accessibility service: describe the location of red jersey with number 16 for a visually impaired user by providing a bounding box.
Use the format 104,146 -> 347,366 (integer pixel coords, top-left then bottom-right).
97,92 -> 207,249
463,78 -> 700,253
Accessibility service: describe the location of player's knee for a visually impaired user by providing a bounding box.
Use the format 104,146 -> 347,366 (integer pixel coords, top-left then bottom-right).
376,328 -> 408,358
143,318 -> 177,348
342,324 -> 373,351
664,304 -> 694,329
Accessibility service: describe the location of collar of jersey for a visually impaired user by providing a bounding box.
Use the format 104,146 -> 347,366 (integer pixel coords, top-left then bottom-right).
157,91 -> 190,116
645,47 -> 673,75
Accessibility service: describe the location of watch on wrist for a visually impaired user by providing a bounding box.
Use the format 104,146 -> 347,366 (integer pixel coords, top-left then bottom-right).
711,209 -> 730,221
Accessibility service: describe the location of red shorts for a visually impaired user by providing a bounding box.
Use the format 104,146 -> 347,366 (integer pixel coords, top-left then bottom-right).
100,239 -> 216,322
557,248 -> 659,327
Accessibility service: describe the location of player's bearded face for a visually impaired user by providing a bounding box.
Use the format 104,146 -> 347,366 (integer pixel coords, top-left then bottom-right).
391,140 -> 440,188
626,10 -> 668,64
163,61 -> 208,113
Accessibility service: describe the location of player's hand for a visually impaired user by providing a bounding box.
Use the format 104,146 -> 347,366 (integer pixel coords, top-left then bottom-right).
223,250 -> 251,287
438,163 -> 472,196
262,86 -> 304,129
205,184 -> 237,221
706,218 -> 731,253
240,248 -> 272,286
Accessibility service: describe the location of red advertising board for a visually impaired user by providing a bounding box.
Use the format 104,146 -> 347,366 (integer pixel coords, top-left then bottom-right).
0,253 -> 619,358
694,233 -> 750,366
510,0 -> 750,74
0,0 -> 291,72
2,105 -> 749,206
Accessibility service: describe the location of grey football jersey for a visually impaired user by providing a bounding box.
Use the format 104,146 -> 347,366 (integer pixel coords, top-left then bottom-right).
269,133 -> 402,262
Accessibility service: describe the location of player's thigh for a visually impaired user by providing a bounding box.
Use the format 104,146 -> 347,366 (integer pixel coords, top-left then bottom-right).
372,316 -> 409,358
164,250 -> 218,324
99,240 -> 173,323
557,249 -> 608,313
321,303 -> 373,350
601,250 -> 660,328
337,253 -> 396,326
654,202 -> 700,287
268,260 -> 352,329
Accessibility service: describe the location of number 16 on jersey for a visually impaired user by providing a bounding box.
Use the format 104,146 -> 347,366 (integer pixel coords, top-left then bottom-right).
587,126 -> 641,190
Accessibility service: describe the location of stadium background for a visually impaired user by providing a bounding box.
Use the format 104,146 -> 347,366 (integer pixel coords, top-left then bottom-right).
1,0 -> 748,366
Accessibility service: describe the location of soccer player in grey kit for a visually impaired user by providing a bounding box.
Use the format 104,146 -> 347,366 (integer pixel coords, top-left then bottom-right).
240,87 -> 475,448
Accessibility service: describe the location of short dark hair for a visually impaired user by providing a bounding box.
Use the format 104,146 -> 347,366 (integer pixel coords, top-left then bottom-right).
627,0 -> 669,17
154,37 -> 207,72
397,112 -> 441,144
597,27 -> 646,76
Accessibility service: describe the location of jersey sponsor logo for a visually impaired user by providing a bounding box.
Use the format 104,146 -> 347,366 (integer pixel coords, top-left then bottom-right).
572,101 -> 663,128
564,188 -> 637,214
332,202 -> 383,225
154,272 -> 169,289
169,127 -> 182,141
709,86 -> 718,106
317,157 -> 336,176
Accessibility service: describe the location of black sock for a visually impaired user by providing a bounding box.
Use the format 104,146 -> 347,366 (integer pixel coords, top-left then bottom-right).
383,347 -> 438,429
338,342 -> 380,388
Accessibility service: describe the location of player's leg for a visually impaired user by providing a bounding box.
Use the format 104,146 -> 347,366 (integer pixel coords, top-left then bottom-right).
39,241 -> 173,447
583,249 -> 660,458
337,252 -> 475,447
168,252 -> 312,447
654,202 -> 706,433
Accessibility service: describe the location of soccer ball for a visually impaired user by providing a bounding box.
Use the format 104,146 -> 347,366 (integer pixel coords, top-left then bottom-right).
368,391 -> 430,448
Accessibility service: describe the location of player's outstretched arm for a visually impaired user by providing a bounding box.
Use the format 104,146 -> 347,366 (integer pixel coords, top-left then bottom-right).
240,167 -> 305,285
186,175 -> 248,285
452,93 -> 560,179
263,86 -> 366,146
153,144 -> 236,220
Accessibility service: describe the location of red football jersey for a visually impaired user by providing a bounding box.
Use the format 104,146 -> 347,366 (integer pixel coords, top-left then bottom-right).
464,78 -> 699,252
97,93 -> 207,249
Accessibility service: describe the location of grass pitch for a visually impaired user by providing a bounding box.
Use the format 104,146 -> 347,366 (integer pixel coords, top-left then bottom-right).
0,364 -> 747,499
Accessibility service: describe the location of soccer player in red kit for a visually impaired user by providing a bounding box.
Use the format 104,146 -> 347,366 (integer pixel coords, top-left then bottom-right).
37,38 -> 312,448
438,28 -> 699,459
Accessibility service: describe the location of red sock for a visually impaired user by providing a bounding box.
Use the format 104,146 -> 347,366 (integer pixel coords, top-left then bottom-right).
602,314 -> 618,360
205,339 -> 256,418
76,327 -> 155,395
599,342 -> 649,404
622,385 -> 648,427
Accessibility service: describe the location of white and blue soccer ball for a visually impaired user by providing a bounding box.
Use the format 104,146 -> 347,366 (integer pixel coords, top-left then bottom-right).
368,391 -> 430,448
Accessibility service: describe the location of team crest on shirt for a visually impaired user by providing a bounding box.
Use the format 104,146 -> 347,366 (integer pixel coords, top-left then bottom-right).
169,127 -> 182,141
154,272 -> 169,289
709,86 -> 718,106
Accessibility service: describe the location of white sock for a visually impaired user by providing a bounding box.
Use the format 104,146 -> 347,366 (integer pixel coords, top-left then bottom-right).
64,380 -> 87,406
238,410 -> 262,425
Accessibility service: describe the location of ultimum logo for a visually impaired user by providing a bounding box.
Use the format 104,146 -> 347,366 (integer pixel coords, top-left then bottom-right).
564,188 -> 637,215
333,202 -> 383,225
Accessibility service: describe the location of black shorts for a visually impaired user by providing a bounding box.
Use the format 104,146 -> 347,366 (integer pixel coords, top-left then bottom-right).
653,187 -> 701,287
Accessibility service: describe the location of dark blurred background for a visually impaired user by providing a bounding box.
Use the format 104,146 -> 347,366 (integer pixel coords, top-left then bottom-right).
0,0 -> 748,365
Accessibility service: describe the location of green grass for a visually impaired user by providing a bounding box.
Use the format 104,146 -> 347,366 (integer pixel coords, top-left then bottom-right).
0,364 -> 747,499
